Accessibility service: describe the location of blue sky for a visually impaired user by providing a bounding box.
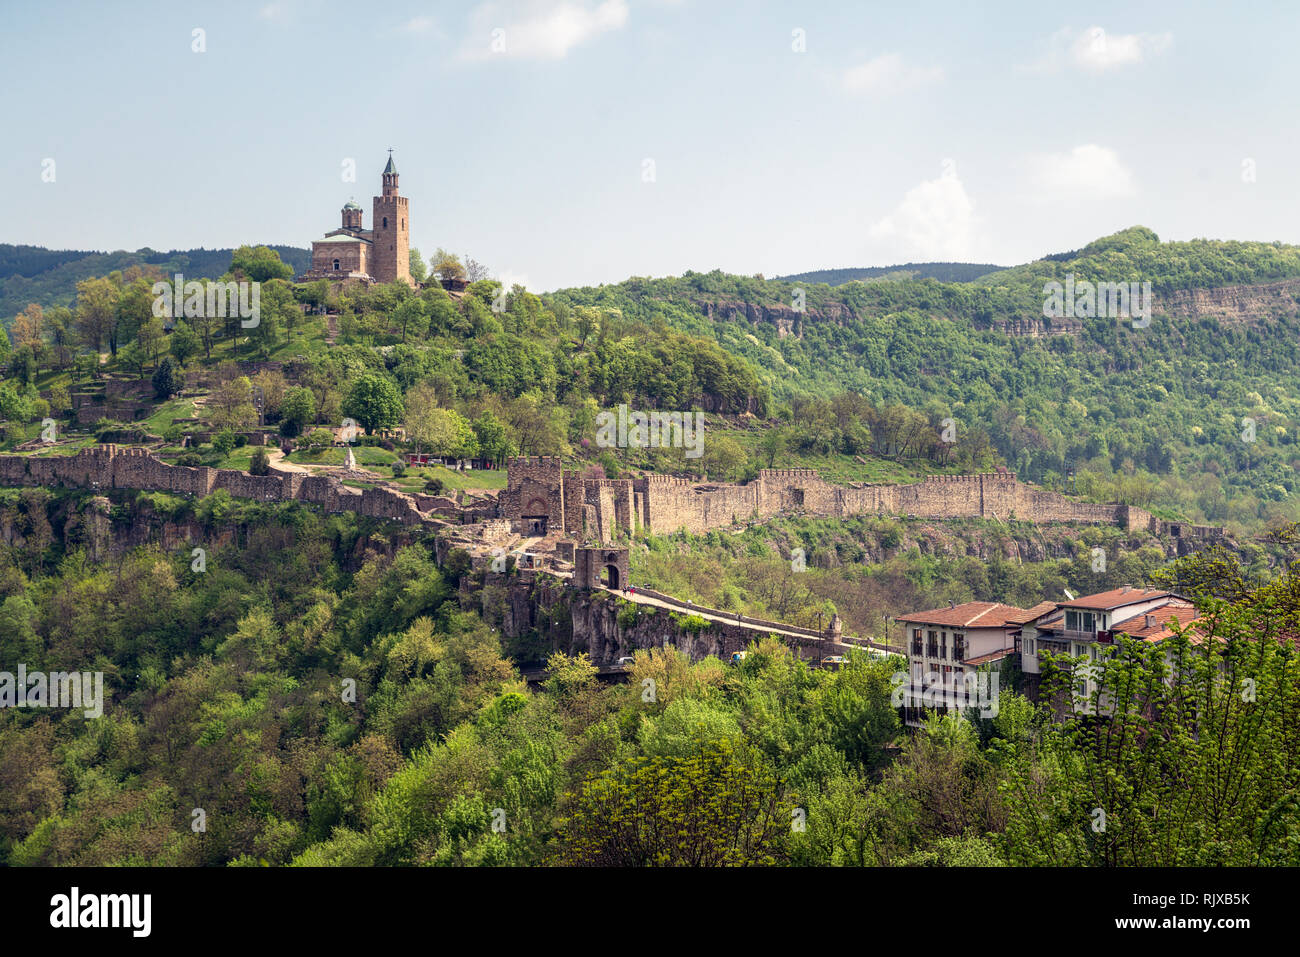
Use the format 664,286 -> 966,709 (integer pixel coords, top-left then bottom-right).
2,0 -> 1296,290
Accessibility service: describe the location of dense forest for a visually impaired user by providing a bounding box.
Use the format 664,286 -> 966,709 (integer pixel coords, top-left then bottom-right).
549,228 -> 1300,533
1,492 -> 1297,866
0,243 -> 311,321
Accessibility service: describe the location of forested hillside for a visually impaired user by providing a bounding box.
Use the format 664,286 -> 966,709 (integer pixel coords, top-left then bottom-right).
2,491 -> 1297,866
549,228 -> 1300,533
0,244 -> 310,322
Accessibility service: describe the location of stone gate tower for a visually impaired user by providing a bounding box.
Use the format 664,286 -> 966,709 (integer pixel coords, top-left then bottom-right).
371,151 -> 411,285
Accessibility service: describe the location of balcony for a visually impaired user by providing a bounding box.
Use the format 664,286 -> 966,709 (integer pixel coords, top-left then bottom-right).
1058,629 -> 1106,643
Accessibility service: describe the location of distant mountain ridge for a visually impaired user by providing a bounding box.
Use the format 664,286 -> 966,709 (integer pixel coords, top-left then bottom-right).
777,262 -> 1005,286
0,243 -> 311,320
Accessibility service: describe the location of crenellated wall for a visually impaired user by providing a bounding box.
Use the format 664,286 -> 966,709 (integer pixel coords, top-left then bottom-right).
5,447 -> 1221,547
501,456 -> 1225,544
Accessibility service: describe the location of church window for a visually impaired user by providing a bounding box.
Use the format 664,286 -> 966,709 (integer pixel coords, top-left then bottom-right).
332,259 -> 340,271
382,216 -> 388,229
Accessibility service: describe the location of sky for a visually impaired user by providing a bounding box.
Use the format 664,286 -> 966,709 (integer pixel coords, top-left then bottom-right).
2,0 -> 1297,291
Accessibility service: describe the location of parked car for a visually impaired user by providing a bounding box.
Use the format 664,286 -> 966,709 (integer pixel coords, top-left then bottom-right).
821,655 -> 846,668
730,651 -> 747,665
616,656 -> 635,667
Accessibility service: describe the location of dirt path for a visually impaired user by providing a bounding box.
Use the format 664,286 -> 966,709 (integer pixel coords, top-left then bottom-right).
266,448 -> 313,474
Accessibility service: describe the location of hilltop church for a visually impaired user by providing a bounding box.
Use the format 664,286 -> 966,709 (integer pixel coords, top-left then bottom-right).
302,152 -> 412,286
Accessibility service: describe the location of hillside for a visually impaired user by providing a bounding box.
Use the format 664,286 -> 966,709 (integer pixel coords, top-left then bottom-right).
547,228 -> 1300,534
3,227 -> 1300,542
0,243 -> 311,322
2,232 -> 1299,873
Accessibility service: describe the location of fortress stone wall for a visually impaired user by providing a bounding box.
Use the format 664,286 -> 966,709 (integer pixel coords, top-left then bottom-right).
0,446 -> 433,526
0,448 -> 1224,550
502,457 -> 1223,545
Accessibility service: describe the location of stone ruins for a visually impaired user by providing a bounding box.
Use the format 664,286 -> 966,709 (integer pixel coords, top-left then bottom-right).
0,447 -> 1223,556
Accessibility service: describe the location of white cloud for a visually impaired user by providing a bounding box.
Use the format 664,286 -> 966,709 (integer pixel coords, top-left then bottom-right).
1027,26 -> 1173,73
868,169 -> 976,261
1025,144 -> 1136,199
842,53 -> 943,96
259,3 -> 286,20
462,0 -> 629,61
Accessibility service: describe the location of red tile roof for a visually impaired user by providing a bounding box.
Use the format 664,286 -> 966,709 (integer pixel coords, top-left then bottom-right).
1113,604 -> 1201,642
963,647 -> 1015,666
1060,587 -> 1171,610
1005,601 -> 1058,625
896,601 -> 1028,628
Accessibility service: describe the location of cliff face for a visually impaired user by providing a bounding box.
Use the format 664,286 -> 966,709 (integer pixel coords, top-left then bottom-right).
474,574 -> 827,667
989,280 -> 1300,338
696,278 -> 1300,343
1156,278 -> 1300,324
989,316 -> 1084,337
694,298 -> 850,338
0,491 -> 431,566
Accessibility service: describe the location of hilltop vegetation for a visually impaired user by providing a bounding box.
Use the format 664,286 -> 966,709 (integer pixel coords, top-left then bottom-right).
0,243 -> 310,322
4,229 -> 1300,539
550,228 -> 1300,534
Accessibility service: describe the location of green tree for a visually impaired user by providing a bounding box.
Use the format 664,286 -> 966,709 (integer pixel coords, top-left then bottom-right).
169,320 -> 201,366
280,386 -> 316,437
343,374 -> 403,435
409,248 -> 428,284
152,356 -> 182,400
556,741 -> 792,866
472,410 -> 515,466
230,245 -> 294,282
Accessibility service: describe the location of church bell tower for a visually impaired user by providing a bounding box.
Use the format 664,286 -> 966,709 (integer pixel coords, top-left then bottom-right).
371,150 -> 411,285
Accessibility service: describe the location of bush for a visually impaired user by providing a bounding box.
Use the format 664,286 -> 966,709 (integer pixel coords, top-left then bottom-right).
249,447 -> 271,476
212,430 -> 237,457
391,461 -> 406,478
177,452 -> 202,467
234,434 -> 248,447
305,428 -> 334,451
424,477 -> 446,495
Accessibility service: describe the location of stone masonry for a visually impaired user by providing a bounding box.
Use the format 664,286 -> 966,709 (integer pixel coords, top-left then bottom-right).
501,457 -> 1223,546
0,446 -> 432,525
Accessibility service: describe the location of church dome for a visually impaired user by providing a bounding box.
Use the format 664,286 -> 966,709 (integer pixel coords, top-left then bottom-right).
343,200 -> 362,211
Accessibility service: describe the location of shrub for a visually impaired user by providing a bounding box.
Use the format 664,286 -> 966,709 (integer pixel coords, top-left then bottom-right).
212,430 -> 237,456
249,447 -> 271,475
391,461 -> 406,478
305,428 -> 333,451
